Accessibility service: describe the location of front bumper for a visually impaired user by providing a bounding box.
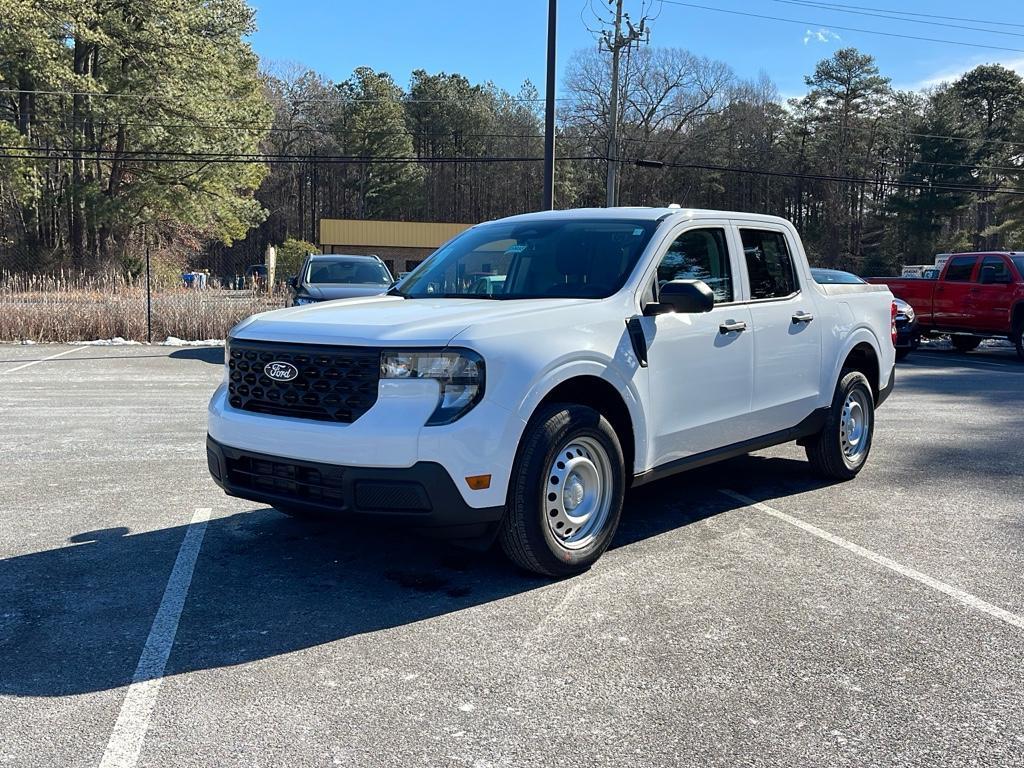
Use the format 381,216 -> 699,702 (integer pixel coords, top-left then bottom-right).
206,436 -> 505,539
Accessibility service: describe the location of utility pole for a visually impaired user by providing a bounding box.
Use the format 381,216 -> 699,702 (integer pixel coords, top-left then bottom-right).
600,0 -> 649,207
542,0 -> 557,210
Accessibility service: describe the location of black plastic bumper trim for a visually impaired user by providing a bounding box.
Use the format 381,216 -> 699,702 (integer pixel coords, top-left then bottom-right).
206,436 -> 505,533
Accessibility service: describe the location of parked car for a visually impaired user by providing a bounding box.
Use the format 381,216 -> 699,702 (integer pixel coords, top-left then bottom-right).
869,252 -> 1024,359
208,208 -> 896,577
811,269 -> 918,359
288,254 -> 393,305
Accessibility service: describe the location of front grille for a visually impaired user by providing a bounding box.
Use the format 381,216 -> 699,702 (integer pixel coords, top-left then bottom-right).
225,453 -> 345,506
228,340 -> 380,423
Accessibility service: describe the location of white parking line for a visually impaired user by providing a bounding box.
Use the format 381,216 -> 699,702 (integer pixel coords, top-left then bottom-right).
98,508 -> 211,768
721,490 -> 1024,633
0,346 -> 82,374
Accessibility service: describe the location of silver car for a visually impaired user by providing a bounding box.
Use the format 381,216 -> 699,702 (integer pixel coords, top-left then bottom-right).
289,254 -> 393,305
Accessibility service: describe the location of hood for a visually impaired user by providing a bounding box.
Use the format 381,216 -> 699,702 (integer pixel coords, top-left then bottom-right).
231,295 -> 593,347
302,283 -> 389,301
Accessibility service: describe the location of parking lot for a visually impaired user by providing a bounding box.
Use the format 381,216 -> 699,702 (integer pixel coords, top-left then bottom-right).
1,343 -> 1022,767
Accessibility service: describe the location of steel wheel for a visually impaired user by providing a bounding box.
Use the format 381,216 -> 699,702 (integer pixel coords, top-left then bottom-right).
543,435 -> 614,550
840,388 -> 871,463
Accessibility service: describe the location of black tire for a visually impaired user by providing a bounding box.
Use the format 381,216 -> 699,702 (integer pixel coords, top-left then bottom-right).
499,403 -> 625,578
805,370 -> 875,481
1013,321 -> 1024,361
951,336 -> 981,353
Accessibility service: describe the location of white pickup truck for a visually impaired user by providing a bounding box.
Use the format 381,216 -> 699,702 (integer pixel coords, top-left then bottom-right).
207,208 -> 896,576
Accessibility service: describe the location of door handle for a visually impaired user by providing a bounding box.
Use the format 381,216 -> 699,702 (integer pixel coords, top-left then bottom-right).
719,320 -> 747,334
791,311 -> 814,323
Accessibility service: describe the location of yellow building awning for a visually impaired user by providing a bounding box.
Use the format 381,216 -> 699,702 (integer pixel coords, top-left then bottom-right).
319,219 -> 472,249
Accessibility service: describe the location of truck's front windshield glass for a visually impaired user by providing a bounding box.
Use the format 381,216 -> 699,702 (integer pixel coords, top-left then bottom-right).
395,218 -> 658,299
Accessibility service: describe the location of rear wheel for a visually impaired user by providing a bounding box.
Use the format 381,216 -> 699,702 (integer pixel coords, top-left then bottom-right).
805,370 -> 875,480
951,336 -> 981,353
500,404 -> 625,577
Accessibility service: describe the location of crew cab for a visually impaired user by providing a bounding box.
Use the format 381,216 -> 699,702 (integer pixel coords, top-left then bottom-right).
869,252 -> 1024,359
207,208 -> 896,577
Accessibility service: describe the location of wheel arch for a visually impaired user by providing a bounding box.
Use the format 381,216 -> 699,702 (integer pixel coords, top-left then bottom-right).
520,366 -> 643,479
840,340 -> 882,402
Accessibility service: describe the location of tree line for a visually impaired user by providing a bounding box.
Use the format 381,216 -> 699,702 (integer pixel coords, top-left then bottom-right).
2,0 -> 1023,278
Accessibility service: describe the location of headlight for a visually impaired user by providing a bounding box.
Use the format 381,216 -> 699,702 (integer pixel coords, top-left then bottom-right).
380,348 -> 485,425
894,299 -> 915,322
293,296 -> 317,306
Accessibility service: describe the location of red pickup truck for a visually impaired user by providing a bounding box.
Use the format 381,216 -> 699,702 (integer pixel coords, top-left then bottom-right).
869,252 -> 1024,360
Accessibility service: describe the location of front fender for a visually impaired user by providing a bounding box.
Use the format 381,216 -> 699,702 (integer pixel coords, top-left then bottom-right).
515,353 -> 648,475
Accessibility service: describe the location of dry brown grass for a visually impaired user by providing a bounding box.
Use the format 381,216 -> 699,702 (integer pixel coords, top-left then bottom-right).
0,272 -> 285,343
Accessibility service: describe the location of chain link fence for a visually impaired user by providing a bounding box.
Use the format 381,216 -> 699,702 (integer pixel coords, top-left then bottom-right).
0,261 -> 288,343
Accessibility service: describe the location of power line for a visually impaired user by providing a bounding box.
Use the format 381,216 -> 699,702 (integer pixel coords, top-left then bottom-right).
629,157 -> 1024,196
768,0 -> 1024,30
767,0 -> 1024,38
659,0 -> 1024,53
0,147 -> 603,165
0,88 -> 571,104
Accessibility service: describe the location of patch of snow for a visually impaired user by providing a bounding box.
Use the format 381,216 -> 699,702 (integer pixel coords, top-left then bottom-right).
71,337 -> 142,346
159,337 -> 224,347
18,340 -> 37,345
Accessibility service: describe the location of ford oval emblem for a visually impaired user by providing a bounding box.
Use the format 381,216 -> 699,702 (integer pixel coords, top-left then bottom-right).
264,361 -> 298,382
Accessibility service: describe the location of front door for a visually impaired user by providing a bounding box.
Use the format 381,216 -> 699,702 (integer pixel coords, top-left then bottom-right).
639,223 -> 755,467
737,226 -> 822,437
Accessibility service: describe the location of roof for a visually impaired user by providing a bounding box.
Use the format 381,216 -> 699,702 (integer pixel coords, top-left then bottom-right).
307,253 -> 382,262
488,206 -> 795,227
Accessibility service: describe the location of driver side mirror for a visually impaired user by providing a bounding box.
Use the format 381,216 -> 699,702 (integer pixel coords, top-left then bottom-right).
287,275 -> 298,288
643,279 -> 715,316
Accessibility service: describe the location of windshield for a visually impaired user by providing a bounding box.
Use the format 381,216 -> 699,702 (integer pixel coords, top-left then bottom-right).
395,218 -> 658,299
306,258 -> 391,285
810,268 -> 865,284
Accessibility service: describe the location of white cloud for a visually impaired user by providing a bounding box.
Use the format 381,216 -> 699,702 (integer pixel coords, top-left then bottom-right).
803,28 -> 840,46
903,55 -> 1024,92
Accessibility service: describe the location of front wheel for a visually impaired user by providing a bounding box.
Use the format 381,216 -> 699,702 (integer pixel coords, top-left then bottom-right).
500,404 -> 625,577
805,370 -> 875,480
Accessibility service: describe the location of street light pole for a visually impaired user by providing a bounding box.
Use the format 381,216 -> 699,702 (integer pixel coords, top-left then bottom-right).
542,0 -> 557,210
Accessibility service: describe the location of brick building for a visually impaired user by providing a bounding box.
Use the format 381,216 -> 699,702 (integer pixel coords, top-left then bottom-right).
318,219 -> 472,276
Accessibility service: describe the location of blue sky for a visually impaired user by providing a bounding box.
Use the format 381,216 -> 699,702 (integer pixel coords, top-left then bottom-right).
248,0 -> 1024,98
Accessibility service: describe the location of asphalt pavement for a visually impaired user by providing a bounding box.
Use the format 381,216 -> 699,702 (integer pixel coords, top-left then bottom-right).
1,342 -> 1022,767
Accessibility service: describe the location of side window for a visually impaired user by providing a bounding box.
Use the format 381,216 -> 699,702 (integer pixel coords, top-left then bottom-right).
657,228 -> 733,303
740,229 -> 797,300
944,256 -> 976,282
978,256 -> 1011,283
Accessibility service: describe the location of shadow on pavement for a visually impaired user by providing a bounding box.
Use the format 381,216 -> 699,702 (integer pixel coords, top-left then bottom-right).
0,454 -> 828,698
168,347 -> 224,365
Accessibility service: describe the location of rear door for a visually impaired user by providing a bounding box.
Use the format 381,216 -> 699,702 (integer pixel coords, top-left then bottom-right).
639,221 -> 755,466
933,255 -> 977,328
969,255 -> 1016,332
736,224 -> 822,437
